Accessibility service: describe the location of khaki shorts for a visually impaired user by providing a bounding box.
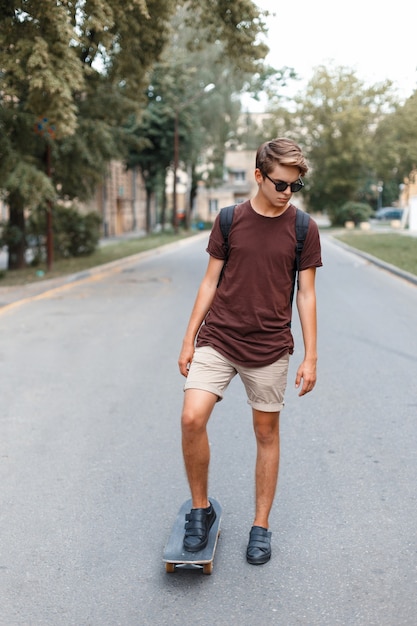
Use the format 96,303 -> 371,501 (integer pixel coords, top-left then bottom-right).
184,346 -> 289,412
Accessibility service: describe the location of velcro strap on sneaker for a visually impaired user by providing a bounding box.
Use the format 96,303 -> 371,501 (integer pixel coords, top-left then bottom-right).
184,509 -> 210,535
248,527 -> 271,545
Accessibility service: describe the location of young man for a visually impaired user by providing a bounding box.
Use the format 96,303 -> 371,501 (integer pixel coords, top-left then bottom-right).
178,138 -> 322,565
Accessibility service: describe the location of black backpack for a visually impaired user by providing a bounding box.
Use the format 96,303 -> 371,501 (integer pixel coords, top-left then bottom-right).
218,204 -> 310,305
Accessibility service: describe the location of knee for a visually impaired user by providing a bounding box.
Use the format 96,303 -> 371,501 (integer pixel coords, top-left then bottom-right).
253,419 -> 279,446
181,390 -> 215,437
181,407 -> 207,437
254,428 -> 277,447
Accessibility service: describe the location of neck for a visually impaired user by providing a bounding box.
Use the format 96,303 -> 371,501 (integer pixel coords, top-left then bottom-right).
251,198 -> 290,217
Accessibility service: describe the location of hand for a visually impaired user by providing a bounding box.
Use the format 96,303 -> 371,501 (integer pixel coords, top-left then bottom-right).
178,341 -> 195,377
295,359 -> 317,396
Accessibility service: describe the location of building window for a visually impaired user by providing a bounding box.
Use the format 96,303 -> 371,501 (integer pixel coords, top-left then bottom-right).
209,199 -> 218,214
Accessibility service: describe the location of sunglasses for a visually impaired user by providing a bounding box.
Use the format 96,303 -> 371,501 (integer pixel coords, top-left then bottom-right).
262,171 -> 304,193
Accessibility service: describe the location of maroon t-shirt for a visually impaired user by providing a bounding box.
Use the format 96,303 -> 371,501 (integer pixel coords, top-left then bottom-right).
196,200 -> 323,367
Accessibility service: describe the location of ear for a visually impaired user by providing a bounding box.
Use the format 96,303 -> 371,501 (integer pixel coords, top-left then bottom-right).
254,168 -> 264,184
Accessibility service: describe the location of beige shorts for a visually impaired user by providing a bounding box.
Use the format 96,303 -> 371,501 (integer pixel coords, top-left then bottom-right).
184,346 -> 289,412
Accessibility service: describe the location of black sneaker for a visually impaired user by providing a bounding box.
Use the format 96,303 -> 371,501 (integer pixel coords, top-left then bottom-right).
183,502 -> 216,552
246,525 -> 272,565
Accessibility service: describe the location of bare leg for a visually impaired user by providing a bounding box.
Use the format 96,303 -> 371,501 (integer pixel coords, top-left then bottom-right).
252,409 -> 280,529
181,388 -> 218,509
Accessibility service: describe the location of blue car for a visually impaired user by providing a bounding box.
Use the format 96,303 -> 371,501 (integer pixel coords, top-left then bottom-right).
374,207 -> 403,221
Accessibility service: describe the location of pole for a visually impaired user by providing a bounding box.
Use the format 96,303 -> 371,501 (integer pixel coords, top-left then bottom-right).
45,143 -> 53,271
36,118 -> 55,272
172,110 -> 179,232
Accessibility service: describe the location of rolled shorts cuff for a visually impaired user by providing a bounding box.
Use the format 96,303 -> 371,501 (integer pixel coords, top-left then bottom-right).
183,380 -> 224,401
249,398 -> 285,413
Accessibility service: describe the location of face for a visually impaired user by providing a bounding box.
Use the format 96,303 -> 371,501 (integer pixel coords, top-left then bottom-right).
255,163 -> 302,211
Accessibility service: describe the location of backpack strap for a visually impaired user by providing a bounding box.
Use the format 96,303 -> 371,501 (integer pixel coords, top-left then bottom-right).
291,208 -> 311,304
219,205 -> 235,257
295,208 -> 311,275
218,205 -> 235,285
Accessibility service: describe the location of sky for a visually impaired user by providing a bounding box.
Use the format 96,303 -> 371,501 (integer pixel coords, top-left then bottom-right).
247,0 -> 417,110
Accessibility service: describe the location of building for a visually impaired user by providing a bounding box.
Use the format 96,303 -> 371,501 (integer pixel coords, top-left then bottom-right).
400,168 -> 417,231
80,162 -> 149,237
193,148 -> 257,223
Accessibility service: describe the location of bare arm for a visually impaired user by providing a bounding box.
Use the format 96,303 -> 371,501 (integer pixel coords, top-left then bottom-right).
178,256 -> 224,377
295,266 -> 318,396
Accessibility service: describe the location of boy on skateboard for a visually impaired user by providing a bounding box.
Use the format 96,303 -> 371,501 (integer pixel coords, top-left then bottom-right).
178,138 -> 322,564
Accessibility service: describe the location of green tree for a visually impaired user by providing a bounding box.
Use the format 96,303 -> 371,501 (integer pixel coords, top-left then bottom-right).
373,90 -> 417,197
126,98 -> 174,233
0,0 -> 173,268
127,53 -> 239,232
0,0 -> 85,267
302,66 -> 396,219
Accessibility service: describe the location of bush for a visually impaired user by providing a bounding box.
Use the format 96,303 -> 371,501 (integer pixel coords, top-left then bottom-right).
330,201 -> 374,227
53,206 -> 101,257
27,205 -> 101,258
0,223 -> 25,248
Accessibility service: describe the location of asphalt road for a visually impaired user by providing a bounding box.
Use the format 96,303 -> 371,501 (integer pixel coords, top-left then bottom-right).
0,233 -> 416,625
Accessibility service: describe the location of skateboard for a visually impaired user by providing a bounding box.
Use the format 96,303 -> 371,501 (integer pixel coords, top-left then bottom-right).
163,498 -> 222,575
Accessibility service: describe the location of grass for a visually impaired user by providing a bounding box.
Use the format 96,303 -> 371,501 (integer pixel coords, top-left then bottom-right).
0,229 -> 199,287
334,231 -> 417,277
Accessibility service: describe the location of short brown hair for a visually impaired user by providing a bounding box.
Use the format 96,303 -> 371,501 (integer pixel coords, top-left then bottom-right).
255,138 -> 308,177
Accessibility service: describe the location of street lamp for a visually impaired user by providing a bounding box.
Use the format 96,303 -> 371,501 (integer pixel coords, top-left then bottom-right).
172,83 -> 215,232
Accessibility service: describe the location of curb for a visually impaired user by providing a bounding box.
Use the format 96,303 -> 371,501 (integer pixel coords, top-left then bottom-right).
328,234 -> 417,287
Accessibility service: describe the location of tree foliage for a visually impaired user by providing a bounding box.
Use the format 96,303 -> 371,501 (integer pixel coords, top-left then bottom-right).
373,91 -> 417,185
184,0 -> 268,74
0,0 -> 174,267
0,0 -> 270,268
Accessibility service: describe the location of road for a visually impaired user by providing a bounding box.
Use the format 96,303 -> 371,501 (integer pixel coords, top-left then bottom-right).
0,233 -> 416,625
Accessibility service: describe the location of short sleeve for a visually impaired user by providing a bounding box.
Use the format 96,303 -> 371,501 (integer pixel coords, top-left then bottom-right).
299,218 -> 323,271
206,213 -> 228,260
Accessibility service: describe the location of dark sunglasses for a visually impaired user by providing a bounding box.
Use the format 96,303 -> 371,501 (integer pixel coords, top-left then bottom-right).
262,171 -> 304,193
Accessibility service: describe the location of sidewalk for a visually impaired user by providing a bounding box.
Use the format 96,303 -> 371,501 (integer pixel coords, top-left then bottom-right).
0,231 -> 206,311
0,230 -> 147,270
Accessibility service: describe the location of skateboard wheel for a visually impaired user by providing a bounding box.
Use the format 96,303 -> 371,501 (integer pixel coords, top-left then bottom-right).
203,562 -> 213,575
165,563 -> 176,573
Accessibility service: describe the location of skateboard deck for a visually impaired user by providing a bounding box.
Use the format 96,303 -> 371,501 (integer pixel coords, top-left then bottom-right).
163,498 -> 222,574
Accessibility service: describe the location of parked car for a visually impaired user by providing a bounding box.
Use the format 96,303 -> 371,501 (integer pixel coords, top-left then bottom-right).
374,207 -> 403,221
